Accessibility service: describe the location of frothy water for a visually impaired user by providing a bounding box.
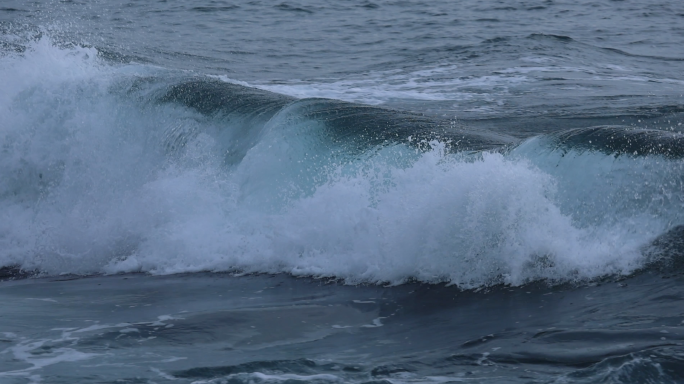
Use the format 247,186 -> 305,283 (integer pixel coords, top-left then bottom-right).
1,38 -> 681,288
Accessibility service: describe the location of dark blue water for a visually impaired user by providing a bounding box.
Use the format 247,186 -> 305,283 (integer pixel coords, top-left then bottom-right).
1,1 -> 684,383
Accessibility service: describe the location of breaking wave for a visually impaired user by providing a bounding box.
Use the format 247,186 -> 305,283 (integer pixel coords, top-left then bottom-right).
1,38 -> 683,287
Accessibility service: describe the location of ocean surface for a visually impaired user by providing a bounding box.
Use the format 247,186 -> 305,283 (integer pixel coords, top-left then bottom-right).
1,0 -> 684,383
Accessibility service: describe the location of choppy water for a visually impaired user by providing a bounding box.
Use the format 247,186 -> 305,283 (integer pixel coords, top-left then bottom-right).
1,1 -> 684,383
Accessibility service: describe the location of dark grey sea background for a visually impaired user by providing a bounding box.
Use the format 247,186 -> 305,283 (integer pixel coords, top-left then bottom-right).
1,1 -> 684,383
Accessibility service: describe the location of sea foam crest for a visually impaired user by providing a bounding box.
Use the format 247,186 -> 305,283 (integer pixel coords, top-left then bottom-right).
0,38 -> 677,287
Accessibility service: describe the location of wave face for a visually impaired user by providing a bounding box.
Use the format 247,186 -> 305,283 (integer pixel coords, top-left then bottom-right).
1,39 -> 684,287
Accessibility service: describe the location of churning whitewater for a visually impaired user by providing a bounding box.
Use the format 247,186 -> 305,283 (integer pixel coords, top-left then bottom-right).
1,38 -> 682,287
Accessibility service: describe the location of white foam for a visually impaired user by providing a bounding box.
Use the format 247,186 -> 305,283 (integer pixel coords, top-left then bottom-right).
0,315 -> 192,379
361,318 -> 385,328
198,372 -> 344,383
119,141 -> 653,287
220,65 -> 525,107
1,339 -> 98,376
0,38 -> 679,288
26,298 -> 58,303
